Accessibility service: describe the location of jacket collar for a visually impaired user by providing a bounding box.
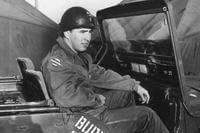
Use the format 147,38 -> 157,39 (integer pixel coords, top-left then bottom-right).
56,36 -> 89,70
56,36 -> 88,58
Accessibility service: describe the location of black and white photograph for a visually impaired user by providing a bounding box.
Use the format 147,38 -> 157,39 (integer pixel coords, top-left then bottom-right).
0,0 -> 200,133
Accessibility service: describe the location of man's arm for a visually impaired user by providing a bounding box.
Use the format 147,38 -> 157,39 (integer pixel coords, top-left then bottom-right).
90,64 -> 139,91
89,64 -> 150,103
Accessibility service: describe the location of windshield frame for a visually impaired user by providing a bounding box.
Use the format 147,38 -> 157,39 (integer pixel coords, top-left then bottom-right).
96,0 -> 198,116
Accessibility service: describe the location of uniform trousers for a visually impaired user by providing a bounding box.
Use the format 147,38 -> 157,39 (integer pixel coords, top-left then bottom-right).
97,90 -> 169,133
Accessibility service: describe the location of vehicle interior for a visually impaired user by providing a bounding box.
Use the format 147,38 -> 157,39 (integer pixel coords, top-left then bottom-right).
92,1 -> 200,132
95,2 -> 185,132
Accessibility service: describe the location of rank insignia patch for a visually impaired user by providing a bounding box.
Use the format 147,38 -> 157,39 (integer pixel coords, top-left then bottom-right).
50,57 -> 62,67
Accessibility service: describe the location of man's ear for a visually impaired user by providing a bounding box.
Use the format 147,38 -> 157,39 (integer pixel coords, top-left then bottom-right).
63,31 -> 71,39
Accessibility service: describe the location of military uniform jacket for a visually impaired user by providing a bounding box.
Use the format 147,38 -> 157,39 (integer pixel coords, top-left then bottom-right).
42,37 -> 139,108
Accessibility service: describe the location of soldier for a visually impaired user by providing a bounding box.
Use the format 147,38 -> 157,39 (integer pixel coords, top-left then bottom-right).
42,6 -> 169,133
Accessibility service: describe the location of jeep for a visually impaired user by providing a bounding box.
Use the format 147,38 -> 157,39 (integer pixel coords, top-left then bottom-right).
0,0 -> 200,133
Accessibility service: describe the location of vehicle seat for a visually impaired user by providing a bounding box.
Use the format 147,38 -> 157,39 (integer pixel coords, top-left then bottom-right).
16,57 -> 54,106
17,57 -> 35,73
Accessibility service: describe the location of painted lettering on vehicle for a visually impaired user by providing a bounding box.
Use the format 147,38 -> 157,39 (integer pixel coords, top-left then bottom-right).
74,116 -> 103,133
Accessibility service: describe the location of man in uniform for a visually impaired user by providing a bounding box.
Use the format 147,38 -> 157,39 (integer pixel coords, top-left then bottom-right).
42,6 -> 169,133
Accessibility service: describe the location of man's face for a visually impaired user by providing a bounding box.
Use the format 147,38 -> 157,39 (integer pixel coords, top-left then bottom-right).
65,28 -> 92,52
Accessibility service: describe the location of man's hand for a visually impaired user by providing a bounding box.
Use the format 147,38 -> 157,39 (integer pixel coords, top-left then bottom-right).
136,85 -> 150,104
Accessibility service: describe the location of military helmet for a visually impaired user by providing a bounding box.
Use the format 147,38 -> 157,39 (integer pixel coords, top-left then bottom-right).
59,7 -> 95,32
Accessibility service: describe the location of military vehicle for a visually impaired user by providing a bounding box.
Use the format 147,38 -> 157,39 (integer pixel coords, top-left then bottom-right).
0,0 -> 200,133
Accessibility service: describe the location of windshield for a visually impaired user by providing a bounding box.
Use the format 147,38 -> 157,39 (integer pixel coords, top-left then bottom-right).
102,13 -> 174,56
102,13 -> 175,77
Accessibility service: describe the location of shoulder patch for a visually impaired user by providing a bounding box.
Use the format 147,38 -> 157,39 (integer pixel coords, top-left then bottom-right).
50,57 -> 62,67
